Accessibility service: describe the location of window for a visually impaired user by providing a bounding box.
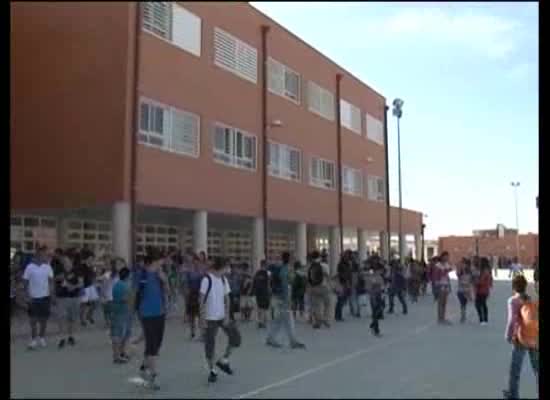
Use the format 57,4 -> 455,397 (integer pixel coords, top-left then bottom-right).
269,142 -> 301,181
340,100 -> 362,134
213,124 -> 257,170
268,58 -> 301,103
143,3 -> 201,56
214,28 -> 257,83
310,157 -> 336,189
139,98 -> 200,157
308,81 -> 334,121
342,166 -> 363,196
366,113 -> 384,145
367,176 -> 385,201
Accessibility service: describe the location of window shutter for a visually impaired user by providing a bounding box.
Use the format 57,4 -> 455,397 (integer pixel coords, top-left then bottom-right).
140,103 -> 149,131
284,70 -> 300,101
311,158 -> 319,180
171,109 -> 199,156
214,125 -> 226,152
171,4 -> 201,56
235,41 -> 258,83
143,2 -> 171,39
321,89 -> 334,120
308,82 -> 322,114
290,149 -> 300,178
268,59 -> 284,95
351,104 -> 361,134
214,28 -> 237,71
366,113 -> 384,145
377,178 -> 385,200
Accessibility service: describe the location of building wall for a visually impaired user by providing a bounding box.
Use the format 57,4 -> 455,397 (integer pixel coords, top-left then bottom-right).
11,2 -> 135,209
11,2 -> 423,236
438,233 -> 538,265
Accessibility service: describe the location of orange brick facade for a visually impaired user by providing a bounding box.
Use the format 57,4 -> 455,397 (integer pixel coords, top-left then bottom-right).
438,234 -> 538,265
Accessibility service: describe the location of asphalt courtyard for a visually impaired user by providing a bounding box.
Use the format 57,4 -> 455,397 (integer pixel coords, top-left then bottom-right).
11,271 -> 538,399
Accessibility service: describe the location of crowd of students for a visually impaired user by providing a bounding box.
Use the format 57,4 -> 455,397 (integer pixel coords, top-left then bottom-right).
11,245 -> 538,396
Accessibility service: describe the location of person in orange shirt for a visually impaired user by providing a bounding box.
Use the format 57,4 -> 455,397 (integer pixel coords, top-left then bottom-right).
474,257 -> 493,325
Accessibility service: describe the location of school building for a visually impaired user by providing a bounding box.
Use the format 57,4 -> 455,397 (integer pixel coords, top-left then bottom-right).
11,2 -> 424,272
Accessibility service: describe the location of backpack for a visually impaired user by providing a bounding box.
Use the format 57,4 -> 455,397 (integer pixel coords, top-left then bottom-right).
202,273 -> 229,305
253,269 -> 269,295
308,261 -> 324,287
517,296 -> 539,349
292,272 -> 306,294
269,265 -> 283,295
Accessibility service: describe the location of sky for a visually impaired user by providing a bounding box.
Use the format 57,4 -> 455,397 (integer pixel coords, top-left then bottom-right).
250,1 -> 539,240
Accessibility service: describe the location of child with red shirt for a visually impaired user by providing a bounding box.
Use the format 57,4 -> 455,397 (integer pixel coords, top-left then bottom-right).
474,258 -> 493,325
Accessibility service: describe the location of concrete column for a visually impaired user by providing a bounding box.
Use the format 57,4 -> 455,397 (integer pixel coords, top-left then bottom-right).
307,225 -> 316,253
193,210 -> 208,255
358,228 -> 367,261
112,201 -> 131,263
329,226 -> 341,276
415,234 -> 422,261
400,234 -> 409,261
56,217 -> 67,249
379,231 -> 389,260
252,217 -> 265,270
296,222 -> 307,265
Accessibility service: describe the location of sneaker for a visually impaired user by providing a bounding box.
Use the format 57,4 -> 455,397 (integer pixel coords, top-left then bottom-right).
266,339 -> 283,348
145,374 -> 160,391
88,317 -> 95,325
481,322 -> 488,326
208,370 -> 218,383
114,357 -> 129,364
67,337 -> 76,346
80,321 -> 87,327
216,360 -> 234,375
290,341 -> 306,350
27,339 -> 38,350
58,339 -> 66,349
39,337 -> 47,348
321,321 -> 331,328
312,324 -> 321,329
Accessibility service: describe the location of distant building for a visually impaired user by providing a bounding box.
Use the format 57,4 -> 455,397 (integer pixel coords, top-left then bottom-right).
473,224 -> 517,239
438,232 -> 538,265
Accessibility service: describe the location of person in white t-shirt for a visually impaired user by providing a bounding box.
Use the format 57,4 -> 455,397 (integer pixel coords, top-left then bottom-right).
509,257 -> 524,278
23,246 -> 55,349
199,257 -> 240,384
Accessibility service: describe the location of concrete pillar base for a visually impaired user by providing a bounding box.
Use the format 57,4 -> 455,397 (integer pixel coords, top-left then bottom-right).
112,201 -> 131,263
193,210 -> 208,256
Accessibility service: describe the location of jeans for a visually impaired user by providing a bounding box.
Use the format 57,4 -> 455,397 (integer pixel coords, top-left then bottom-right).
335,293 -> 348,320
507,344 -> 538,399
474,293 -> 488,323
349,289 -> 360,317
369,293 -> 383,334
388,288 -> 408,314
267,298 -> 299,344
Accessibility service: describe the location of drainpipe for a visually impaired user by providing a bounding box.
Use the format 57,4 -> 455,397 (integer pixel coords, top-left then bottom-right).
383,104 -> 391,263
129,3 -> 142,266
261,25 -> 270,262
336,73 -> 344,252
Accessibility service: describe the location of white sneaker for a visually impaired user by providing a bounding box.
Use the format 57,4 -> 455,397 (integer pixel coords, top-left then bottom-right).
480,322 -> 487,326
27,339 -> 37,350
39,337 -> 47,347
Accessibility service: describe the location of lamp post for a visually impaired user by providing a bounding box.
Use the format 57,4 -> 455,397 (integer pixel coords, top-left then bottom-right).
392,98 -> 404,263
511,182 -> 521,262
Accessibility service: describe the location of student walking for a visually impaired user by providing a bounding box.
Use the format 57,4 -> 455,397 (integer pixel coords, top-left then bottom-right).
308,251 -> 331,329
503,275 -> 538,399
291,261 -> 307,320
456,259 -> 473,323
434,252 -> 453,325
185,256 -> 203,339
55,256 -> 83,349
252,260 -> 271,329
388,260 -> 408,315
111,267 -> 132,364
366,260 -> 384,337
23,246 -> 55,350
266,252 -> 306,350
135,248 -> 168,390
200,257 -> 241,384
335,251 -> 353,322
474,258 -> 493,325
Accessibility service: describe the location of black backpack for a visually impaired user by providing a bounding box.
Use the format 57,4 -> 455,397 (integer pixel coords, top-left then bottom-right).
253,269 -> 269,295
308,262 -> 324,287
269,265 -> 283,295
292,272 -> 306,294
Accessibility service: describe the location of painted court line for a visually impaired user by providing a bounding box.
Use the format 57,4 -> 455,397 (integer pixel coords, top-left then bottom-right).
234,314 -> 452,399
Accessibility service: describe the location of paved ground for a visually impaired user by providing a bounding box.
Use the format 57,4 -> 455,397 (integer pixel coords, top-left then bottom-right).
11,272 -> 538,399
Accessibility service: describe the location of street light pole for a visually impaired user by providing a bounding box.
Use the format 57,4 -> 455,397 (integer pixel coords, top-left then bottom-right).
392,98 -> 404,263
511,182 -> 521,262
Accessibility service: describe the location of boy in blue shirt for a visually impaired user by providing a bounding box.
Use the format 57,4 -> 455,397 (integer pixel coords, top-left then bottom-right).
111,267 -> 131,364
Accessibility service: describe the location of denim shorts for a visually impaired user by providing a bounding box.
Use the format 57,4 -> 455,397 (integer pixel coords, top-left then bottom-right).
111,312 -> 131,340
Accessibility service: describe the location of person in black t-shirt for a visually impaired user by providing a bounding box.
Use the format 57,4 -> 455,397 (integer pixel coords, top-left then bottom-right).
55,256 -> 83,348
77,254 -> 99,327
